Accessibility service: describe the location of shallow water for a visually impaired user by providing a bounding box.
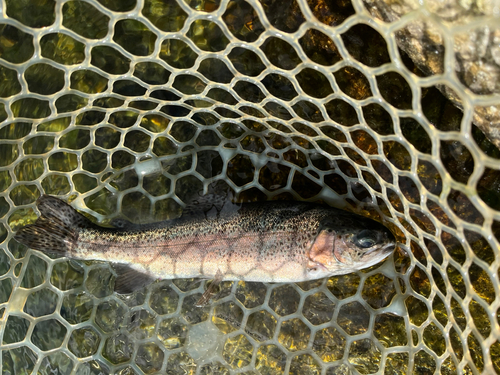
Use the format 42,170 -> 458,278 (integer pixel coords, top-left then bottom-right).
1,0 -> 500,374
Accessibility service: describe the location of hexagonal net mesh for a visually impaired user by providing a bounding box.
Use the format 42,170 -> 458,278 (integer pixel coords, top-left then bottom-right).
0,0 -> 499,374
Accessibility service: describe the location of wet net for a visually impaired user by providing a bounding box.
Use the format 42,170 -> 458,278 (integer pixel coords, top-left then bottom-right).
0,0 -> 499,374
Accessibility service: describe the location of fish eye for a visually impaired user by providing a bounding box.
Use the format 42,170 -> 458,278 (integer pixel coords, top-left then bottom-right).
354,229 -> 379,249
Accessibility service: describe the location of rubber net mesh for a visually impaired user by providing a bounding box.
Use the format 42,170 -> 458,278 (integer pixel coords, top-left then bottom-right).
0,0 -> 499,374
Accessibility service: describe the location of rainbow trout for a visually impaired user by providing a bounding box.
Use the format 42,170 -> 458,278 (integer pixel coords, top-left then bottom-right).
15,196 -> 395,294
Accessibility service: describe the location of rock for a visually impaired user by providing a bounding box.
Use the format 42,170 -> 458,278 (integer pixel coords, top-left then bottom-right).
363,0 -> 500,149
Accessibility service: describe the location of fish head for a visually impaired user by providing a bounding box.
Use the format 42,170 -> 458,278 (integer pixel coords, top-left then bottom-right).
307,216 -> 396,278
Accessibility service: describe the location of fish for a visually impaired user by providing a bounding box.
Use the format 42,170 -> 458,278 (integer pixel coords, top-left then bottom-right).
14,195 -> 396,296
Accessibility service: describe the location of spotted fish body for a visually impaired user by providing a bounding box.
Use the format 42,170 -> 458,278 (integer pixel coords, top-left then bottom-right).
15,196 -> 396,293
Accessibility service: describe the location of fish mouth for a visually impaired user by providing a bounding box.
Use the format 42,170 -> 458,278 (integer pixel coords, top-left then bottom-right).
380,242 -> 396,254
363,242 -> 395,257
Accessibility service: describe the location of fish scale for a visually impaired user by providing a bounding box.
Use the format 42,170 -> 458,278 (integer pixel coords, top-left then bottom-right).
15,195 -> 396,293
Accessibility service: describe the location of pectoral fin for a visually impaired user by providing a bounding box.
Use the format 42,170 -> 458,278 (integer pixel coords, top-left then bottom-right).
111,263 -> 157,294
195,269 -> 223,307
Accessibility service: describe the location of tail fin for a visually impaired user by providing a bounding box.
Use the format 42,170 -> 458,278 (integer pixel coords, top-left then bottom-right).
14,195 -> 91,255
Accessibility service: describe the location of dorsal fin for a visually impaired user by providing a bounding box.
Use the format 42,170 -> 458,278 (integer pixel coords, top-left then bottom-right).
110,218 -> 138,230
182,191 -> 239,219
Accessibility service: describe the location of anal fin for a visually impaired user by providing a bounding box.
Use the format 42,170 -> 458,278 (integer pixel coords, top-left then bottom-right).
195,269 -> 223,307
111,263 -> 156,294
